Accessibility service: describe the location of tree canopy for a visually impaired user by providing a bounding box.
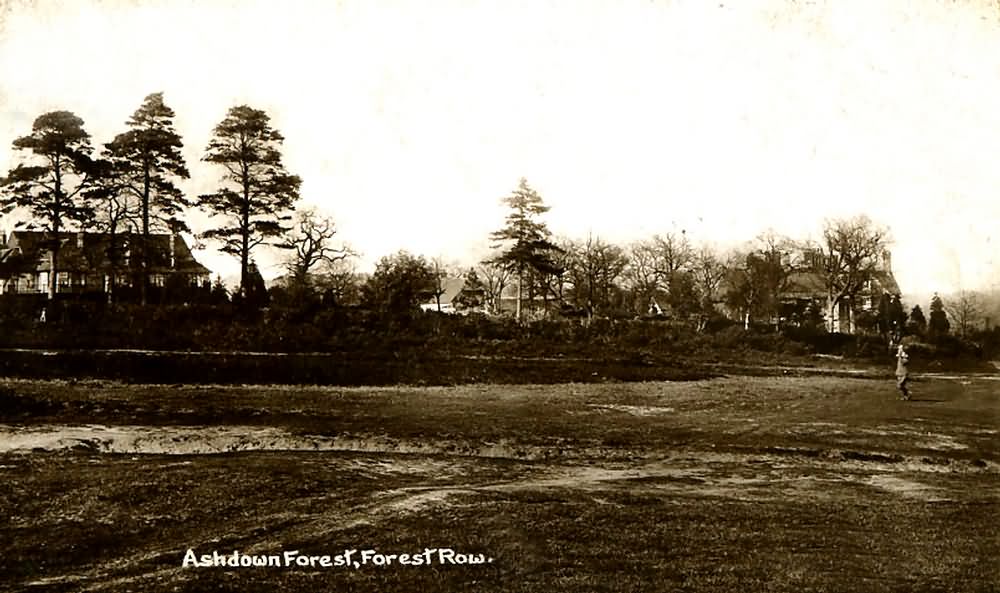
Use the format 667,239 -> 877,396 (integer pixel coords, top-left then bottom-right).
104,92 -> 190,303
361,251 -> 437,317
1,110 -> 97,298
487,178 -> 563,321
820,215 -> 890,332
199,105 -> 301,295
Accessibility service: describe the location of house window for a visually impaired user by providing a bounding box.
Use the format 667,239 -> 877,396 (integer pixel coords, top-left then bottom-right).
151,274 -> 165,287
37,272 -> 47,292
57,272 -> 72,289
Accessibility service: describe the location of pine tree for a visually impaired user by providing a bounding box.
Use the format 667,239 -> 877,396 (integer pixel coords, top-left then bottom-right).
105,92 -> 190,304
487,178 -> 563,321
199,105 -> 301,295
1,111 -> 96,298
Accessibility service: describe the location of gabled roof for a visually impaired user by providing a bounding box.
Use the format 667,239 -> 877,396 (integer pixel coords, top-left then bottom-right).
5,231 -> 210,276
784,271 -> 827,298
872,270 -> 900,295
431,278 -> 468,305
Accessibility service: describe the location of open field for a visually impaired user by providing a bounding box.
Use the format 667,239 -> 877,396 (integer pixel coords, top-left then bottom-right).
0,371 -> 997,592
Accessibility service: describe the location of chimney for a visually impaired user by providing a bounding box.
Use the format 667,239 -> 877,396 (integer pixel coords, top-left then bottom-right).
76,231 -> 84,249
170,232 -> 177,268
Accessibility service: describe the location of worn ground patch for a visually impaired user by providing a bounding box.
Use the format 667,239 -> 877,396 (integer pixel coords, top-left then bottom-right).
1,372 -> 997,592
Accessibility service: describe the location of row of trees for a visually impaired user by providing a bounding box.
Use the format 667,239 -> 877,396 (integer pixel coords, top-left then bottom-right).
5,98 -> 986,338
355,179 -> 991,341
341,178 -> 900,334
1,94 -> 305,302
477,179 -> 897,332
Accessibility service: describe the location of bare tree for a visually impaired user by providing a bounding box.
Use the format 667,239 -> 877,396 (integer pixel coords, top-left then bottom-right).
314,257 -> 362,305
476,259 -> 512,315
428,256 -> 464,312
724,249 -> 765,330
622,240 -> 660,315
820,216 -> 890,333
691,244 -> 727,314
279,207 -> 353,294
753,230 -> 799,328
947,290 -> 983,338
651,230 -> 694,294
561,233 -> 628,316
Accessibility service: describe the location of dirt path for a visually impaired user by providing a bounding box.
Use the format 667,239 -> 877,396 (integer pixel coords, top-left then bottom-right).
2,423 -> 997,471
15,446 -> 996,592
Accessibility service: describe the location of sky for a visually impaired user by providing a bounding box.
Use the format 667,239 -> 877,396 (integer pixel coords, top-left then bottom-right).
1,0 -> 999,299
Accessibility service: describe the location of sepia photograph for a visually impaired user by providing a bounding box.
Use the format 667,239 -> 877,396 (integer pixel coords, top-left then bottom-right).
0,0 -> 997,591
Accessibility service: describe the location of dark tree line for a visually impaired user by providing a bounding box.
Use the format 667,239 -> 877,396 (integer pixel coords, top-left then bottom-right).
5,103 -> 978,340
1,96 -> 306,302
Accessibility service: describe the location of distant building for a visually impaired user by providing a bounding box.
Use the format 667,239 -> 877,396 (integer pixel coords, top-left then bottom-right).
0,230 -> 211,295
783,248 -> 900,333
421,277 -> 486,314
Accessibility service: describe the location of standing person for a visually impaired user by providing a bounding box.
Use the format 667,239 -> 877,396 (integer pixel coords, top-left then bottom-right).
895,344 -> 910,401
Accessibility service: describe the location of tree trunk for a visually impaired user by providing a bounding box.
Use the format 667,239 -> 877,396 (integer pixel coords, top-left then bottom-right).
49,160 -> 62,301
516,268 -> 523,322
48,247 -> 57,300
240,170 -> 251,297
140,164 -> 150,306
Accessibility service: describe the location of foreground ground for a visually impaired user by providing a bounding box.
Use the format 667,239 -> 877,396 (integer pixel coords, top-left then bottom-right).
0,370 -> 997,592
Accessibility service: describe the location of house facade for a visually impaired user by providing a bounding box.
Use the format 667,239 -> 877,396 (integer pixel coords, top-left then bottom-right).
780,248 -> 901,333
0,231 -> 211,295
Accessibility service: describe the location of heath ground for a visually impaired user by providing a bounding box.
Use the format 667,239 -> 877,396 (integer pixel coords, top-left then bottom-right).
0,368 -> 997,592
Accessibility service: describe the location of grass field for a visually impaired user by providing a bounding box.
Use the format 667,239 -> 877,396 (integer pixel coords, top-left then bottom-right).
0,370 -> 997,592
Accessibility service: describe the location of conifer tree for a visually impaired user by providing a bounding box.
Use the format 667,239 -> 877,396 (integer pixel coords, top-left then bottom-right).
487,178 -> 562,321
199,105 -> 301,295
1,111 -> 96,298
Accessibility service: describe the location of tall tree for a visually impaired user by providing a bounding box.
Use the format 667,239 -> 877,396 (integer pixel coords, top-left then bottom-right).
820,216 -> 890,333
105,92 -> 190,304
199,105 -> 301,295
1,111 -> 96,298
488,178 -> 562,321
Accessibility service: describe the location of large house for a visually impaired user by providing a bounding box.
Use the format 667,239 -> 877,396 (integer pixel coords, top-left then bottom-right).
0,230 -> 211,295
777,248 -> 901,333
